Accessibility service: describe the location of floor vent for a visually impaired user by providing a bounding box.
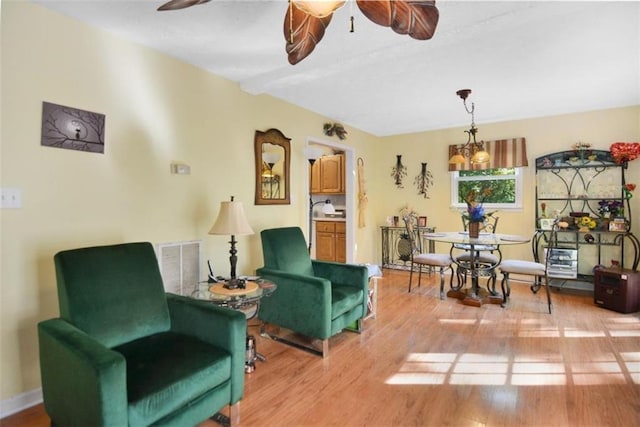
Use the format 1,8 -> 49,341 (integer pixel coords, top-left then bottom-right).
156,240 -> 202,295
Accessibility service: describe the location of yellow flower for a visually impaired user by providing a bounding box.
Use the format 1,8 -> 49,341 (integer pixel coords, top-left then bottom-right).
580,216 -> 597,229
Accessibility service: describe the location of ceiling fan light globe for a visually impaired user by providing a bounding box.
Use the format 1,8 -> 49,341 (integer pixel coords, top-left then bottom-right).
292,0 -> 346,18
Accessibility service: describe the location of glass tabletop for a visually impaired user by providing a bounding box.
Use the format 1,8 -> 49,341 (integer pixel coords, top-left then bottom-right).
423,232 -> 531,245
190,277 -> 277,309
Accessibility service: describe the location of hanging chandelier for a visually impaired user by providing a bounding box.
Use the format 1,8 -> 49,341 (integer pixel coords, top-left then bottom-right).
448,89 -> 490,165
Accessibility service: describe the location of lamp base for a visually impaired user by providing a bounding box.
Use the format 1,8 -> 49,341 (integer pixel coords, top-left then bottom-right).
224,277 -> 246,290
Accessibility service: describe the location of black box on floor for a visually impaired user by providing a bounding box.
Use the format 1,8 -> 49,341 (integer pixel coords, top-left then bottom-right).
594,267 -> 640,314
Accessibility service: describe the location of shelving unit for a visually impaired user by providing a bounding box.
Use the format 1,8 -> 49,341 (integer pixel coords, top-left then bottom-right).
533,150 -> 639,290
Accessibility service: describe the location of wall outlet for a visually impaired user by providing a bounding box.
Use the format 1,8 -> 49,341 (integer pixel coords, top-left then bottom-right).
0,188 -> 22,209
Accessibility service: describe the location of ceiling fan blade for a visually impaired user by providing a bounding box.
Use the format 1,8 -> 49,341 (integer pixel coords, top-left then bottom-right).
157,0 -> 210,12
357,0 -> 439,40
284,5 -> 333,65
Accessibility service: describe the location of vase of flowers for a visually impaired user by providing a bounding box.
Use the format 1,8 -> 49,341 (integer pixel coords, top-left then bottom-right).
463,188 -> 492,238
572,141 -> 591,162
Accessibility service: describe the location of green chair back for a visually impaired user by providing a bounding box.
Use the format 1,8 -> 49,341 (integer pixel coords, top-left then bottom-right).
260,227 -> 314,276
54,242 -> 170,348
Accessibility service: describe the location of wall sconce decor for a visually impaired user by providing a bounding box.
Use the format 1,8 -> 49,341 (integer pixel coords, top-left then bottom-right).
414,162 -> 433,198
391,155 -> 407,188
448,89 -> 490,165
323,122 -> 348,140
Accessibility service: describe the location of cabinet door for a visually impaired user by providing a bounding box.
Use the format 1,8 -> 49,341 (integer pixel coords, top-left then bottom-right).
310,160 -> 321,194
316,232 -> 336,261
335,233 -> 346,263
320,154 -> 344,194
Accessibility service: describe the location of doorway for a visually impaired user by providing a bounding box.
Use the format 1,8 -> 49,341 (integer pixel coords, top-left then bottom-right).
305,137 -> 356,263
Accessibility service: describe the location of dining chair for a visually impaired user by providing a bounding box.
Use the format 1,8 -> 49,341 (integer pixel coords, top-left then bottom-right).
454,214 -> 501,293
498,223 -> 560,313
403,215 -> 453,299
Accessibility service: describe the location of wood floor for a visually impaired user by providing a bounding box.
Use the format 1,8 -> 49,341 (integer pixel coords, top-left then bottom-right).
3,269 -> 640,426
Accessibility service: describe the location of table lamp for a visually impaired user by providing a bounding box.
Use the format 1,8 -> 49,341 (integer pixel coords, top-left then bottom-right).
208,196 -> 254,289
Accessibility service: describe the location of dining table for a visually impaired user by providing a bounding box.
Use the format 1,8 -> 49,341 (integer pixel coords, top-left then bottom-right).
423,231 -> 531,307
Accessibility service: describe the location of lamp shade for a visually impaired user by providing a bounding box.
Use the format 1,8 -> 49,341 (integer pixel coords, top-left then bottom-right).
303,146 -> 324,161
470,150 -> 490,164
448,153 -> 467,164
209,200 -> 254,236
262,151 -> 280,166
322,201 -> 336,214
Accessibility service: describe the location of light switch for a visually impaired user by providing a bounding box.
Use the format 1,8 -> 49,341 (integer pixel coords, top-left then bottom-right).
1,188 -> 22,209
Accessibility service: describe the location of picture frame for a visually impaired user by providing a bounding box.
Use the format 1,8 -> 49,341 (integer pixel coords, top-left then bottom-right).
609,218 -> 628,232
41,101 -> 105,153
418,216 -> 427,227
539,218 -> 555,230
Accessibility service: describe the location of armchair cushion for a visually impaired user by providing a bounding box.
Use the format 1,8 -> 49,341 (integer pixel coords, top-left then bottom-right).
113,331 -> 231,426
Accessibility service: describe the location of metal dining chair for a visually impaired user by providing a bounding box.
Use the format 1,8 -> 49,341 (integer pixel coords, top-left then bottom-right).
454,214 -> 501,294
403,215 -> 453,299
498,222 -> 560,314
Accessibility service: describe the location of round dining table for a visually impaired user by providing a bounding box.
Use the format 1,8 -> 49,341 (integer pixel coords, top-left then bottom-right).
423,231 -> 531,307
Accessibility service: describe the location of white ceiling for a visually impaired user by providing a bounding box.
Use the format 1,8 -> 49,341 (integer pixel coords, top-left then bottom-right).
28,0 -> 640,136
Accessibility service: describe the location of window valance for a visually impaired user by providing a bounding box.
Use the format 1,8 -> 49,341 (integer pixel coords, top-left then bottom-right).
448,137 -> 528,171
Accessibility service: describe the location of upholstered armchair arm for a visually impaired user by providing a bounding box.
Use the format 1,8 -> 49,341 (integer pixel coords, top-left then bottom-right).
166,293 -> 246,403
38,319 -> 127,427
256,267 -> 333,339
312,260 -> 369,306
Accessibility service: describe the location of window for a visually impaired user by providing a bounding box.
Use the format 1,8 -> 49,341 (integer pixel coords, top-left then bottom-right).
451,168 -> 523,210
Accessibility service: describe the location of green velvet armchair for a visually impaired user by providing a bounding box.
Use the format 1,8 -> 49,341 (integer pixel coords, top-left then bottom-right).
256,227 -> 368,357
38,242 -> 246,426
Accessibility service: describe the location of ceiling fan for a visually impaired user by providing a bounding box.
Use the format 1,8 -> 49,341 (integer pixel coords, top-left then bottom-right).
157,0 -> 439,65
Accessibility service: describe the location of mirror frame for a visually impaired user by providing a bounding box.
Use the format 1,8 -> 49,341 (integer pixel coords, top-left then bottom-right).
254,128 -> 291,205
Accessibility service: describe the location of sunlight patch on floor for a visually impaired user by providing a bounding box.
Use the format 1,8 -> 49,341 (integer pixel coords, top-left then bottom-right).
386,352 -> 637,386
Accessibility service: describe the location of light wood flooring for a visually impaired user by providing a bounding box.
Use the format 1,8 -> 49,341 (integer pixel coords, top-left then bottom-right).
3,269 -> 640,426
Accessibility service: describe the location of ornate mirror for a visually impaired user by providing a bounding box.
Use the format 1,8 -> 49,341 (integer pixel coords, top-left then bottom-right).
254,128 -> 291,205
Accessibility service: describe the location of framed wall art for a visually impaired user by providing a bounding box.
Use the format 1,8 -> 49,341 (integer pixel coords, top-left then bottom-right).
41,102 -> 105,153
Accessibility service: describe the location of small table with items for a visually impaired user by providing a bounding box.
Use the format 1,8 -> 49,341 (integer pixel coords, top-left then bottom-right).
423,232 -> 531,307
190,277 -> 276,373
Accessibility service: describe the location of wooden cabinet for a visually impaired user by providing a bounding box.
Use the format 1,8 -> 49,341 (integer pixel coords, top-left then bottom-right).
315,221 -> 346,262
310,154 -> 344,194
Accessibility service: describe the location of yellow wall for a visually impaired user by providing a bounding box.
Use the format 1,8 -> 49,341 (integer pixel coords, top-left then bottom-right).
370,107 -> 640,261
1,0 -> 639,407
0,1 -> 378,402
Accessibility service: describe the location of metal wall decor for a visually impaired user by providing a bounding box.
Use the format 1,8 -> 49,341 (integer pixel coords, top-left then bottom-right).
414,162 -> 433,198
391,154 -> 407,188
41,102 -> 105,153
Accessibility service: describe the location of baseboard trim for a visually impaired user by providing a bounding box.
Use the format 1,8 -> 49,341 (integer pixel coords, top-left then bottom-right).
0,388 -> 43,419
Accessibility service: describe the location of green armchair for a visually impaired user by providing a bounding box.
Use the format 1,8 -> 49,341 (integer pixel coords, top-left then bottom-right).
38,242 -> 246,426
256,227 -> 368,357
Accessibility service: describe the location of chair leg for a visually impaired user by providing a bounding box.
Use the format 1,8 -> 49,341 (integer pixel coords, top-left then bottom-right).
500,273 -> 511,305
417,264 -> 423,288
544,275 -> 553,314
229,402 -> 240,427
438,266 -> 446,300
408,261 -> 414,292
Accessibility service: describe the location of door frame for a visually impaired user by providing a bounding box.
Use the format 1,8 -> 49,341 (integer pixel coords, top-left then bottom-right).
305,136 -> 356,263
